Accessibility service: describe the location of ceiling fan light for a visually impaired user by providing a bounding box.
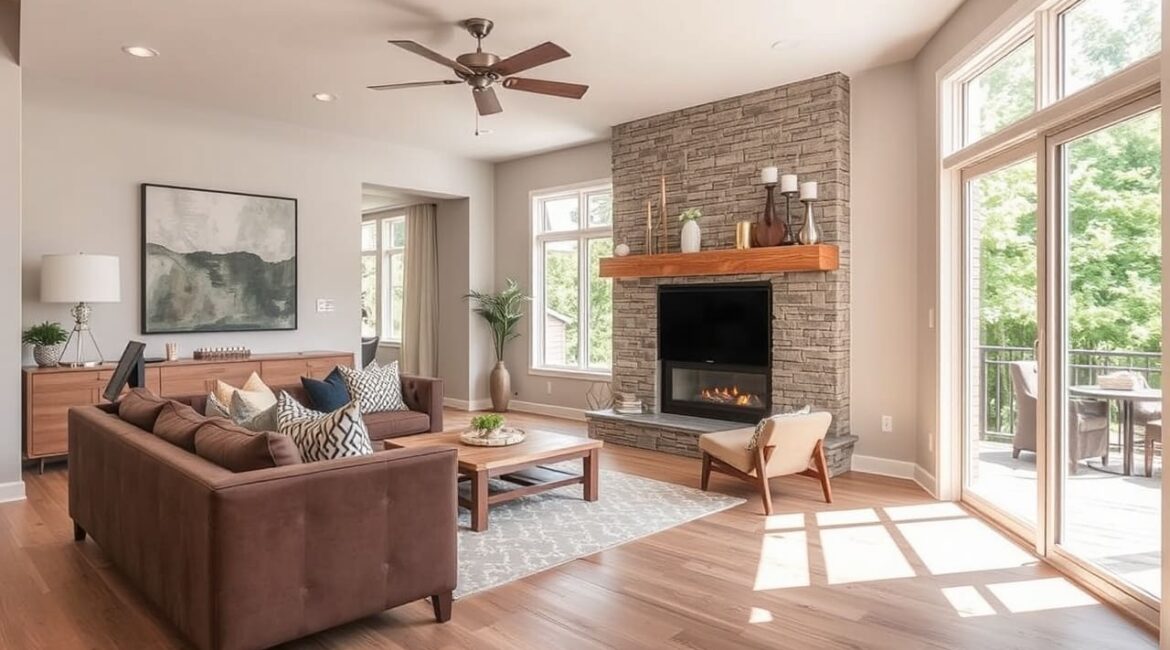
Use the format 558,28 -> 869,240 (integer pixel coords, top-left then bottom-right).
122,45 -> 159,58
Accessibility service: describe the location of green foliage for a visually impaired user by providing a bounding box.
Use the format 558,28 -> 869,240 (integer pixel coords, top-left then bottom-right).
466,279 -> 530,361
471,413 -> 504,432
22,321 -> 67,346
678,208 -> 702,223
543,239 -> 613,368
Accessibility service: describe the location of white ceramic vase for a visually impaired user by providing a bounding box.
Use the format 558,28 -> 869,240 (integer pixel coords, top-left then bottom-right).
680,220 -> 701,253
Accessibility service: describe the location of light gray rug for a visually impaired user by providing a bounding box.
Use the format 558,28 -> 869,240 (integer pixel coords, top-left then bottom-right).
454,461 -> 744,598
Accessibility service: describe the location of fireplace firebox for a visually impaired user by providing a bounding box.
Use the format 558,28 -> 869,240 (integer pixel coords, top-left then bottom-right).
658,283 -> 771,423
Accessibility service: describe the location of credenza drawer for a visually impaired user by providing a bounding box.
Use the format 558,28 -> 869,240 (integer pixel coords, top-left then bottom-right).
159,361 -> 261,397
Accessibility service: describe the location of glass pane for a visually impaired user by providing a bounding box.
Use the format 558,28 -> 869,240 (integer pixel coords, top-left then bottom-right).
361,254 -> 377,337
964,39 -> 1035,146
587,191 -> 612,227
1061,0 -> 1160,97
964,157 -> 1038,527
389,251 -> 404,341
1058,109 -> 1161,598
542,196 -> 579,232
361,222 -> 377,252
543,240 -> 579,366
587,237 -> 613,369
391,218 -> 406,249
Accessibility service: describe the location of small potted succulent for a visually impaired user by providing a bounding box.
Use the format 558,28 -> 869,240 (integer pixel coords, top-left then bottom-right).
22,321 -> 68,367
679,208 -> 702,253
470,413 -> 505,438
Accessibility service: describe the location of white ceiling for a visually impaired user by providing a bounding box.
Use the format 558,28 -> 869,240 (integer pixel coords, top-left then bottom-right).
23,0 -> 963,162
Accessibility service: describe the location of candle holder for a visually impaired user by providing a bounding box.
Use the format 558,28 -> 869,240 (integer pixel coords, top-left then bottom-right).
780,189 -> 799,246
797,198 -> 821,245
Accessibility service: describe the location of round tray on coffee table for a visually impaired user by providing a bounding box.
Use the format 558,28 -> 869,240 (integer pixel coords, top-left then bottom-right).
459,427 -> 526,447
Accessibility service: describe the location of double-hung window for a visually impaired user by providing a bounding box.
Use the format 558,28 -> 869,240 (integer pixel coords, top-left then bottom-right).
531,182 -> 613,375
360,212 -> 406,343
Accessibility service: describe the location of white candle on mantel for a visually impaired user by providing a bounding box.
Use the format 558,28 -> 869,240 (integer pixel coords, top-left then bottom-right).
800,181 -> 818,200
780,174 -> 798,193
760,166 -> 778,185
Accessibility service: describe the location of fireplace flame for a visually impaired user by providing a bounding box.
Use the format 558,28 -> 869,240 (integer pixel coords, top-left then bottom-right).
698,385 -> 763,408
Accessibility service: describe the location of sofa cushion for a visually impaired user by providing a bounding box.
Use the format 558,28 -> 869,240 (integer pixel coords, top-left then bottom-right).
363,409 -> 432,440
337,361 -> 407,414
301,367 -> 351,412
194,420 -> 302,472
275,392 -> 373,462
153,401 -> 207,452
230,391 -> 278,432
118,388 -> 169,430
204,392 -> 231,418
212,371 -> 277,412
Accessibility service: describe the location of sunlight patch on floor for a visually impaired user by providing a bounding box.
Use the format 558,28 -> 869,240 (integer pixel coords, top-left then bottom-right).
820,524 -> 916,584
897,518 -> 1036,575
815,508 -> 880,527
753,531 -> 809,590
764,513 -> 806,531
940,586 -> 997,617
884,502 -> 967,522
985,577 -> 1099,613
748,607 -> 774,623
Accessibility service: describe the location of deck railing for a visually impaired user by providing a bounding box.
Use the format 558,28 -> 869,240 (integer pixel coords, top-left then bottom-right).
981,345 -> 1162,439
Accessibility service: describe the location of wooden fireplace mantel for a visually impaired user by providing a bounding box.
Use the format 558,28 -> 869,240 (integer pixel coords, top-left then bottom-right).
598,244 -> 839,279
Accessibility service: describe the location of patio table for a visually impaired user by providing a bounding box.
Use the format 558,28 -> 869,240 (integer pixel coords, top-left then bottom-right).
1069,386 -> 1161,476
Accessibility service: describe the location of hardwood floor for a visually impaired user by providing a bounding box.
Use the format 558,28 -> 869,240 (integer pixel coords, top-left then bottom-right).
0,409 -> 1156,649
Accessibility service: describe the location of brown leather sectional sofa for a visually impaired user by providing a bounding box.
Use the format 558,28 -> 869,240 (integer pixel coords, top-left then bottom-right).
68,388 -> 457,650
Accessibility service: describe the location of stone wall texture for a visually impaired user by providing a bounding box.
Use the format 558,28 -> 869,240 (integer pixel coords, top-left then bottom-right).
606,72 -> 852,439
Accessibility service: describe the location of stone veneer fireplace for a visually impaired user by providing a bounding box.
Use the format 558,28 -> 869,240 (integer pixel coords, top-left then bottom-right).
586,72 -> 857,476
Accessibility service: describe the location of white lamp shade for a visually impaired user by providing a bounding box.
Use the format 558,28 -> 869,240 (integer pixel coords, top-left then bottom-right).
41,254 -> 121,303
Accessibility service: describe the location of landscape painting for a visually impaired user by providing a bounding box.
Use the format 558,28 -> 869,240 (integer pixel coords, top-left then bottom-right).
142,184 -> 297,333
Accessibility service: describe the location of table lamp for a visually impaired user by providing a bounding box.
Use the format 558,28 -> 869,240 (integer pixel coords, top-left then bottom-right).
40,253 -> 121,367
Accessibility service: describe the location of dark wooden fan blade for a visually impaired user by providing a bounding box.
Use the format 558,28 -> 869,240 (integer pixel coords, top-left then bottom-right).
473,87 -> 502,115
389,40 -> 473,75
491,42 -> 569,76
502,77 -> 588,99
367,80 -> 461,91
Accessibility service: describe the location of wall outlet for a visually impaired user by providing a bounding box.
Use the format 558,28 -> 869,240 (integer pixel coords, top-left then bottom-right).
546,381 -> 552,395
881,415 -> 894,433
316,298 -> 335,313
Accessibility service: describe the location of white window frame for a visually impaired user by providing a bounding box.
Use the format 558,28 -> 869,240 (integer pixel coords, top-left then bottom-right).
529,179 -> 613,379
361,211 -> 406,345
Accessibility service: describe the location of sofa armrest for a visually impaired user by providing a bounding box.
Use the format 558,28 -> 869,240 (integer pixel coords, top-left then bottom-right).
400,374 -> 444,432
208,446 -> 458,650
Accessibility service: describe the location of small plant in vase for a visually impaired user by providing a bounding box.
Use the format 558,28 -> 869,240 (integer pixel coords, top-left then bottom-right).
678,208 -> 702,253
470,413 -> 505,438
22,321 -> 68,367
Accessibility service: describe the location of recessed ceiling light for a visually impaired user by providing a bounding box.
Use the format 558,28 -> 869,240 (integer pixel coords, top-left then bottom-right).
121,45 -> 159,58
770,40 -> 789,50
313,92 -> 337,102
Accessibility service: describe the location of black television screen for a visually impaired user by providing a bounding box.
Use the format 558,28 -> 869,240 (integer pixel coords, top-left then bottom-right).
658,284 -> 770,367
103,341 -> 146,402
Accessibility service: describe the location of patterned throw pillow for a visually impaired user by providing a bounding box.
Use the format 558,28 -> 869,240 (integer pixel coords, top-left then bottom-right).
230,391 -> 278,432
275,391 -> 373,462
213,372 -> 277,412
747,405 -> 813,450
205,392 -> 231,418
337,361 -> 407,414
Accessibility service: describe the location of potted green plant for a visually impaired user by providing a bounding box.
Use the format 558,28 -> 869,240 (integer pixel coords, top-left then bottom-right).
22,321 -> 68,367
679,208 -> 703,253
465,279 -> 530,412
470,413 -> 505,437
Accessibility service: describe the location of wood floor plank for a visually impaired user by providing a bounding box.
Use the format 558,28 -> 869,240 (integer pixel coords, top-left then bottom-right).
0,408 -> 1156,649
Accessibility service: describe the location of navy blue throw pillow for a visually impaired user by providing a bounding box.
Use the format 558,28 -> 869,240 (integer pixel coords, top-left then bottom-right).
301,367 -> 351,412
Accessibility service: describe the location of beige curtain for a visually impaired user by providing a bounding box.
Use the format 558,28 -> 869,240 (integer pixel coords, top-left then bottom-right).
401,203 -> 438,376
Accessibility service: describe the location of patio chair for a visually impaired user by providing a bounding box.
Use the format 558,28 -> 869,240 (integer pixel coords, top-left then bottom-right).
1009,361 -> 1110,474
1132,373 -> 1162,427
1144,419 -> 1161,478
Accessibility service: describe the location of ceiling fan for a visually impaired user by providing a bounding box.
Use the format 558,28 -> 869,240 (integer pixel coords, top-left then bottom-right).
368,17 -> 589,116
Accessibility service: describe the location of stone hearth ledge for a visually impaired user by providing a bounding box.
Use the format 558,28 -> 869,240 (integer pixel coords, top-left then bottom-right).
586,410 -> 857,478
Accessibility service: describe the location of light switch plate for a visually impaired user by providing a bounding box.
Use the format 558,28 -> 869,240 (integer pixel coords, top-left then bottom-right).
316,298 -> 335,313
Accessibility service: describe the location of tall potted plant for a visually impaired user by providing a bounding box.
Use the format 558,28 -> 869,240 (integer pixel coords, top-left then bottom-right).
466,279 -> 530,411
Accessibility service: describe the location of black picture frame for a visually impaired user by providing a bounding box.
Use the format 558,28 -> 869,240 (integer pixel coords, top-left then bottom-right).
102,340 -> 146,403
140,183 -> 298,334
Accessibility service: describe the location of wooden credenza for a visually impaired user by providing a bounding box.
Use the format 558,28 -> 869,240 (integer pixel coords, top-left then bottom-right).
22,350 -> 353,462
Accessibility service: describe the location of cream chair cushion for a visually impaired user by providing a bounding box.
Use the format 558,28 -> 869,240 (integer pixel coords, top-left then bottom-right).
699,411 -> 833,478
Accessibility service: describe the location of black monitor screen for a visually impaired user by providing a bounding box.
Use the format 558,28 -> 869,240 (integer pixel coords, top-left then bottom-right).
658,284 -> 770,367
103,341 -> 146,402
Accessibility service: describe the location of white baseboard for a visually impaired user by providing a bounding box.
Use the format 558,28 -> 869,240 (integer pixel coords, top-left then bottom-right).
913,465 -> 938,498
850,455 -> 918,480
508,400 -> 587,422
0,480 -> 25,503
443,397 -> 492,411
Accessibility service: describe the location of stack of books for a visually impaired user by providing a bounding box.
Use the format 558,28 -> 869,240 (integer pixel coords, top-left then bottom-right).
613,393 -> 644,414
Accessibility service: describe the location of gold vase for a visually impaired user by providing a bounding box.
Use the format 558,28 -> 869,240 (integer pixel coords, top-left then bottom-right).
735,221 -> 753,249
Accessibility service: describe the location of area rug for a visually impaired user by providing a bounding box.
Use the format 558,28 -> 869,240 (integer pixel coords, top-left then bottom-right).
454,461 -> 744,598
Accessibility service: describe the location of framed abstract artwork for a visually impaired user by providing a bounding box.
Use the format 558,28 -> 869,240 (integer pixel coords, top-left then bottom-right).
141,183 -> 297,333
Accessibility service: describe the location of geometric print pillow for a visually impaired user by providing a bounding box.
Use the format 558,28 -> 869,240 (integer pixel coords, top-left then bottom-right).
275,391 -> 373,462
337,361 -> 407,414
746,404 -> 813,450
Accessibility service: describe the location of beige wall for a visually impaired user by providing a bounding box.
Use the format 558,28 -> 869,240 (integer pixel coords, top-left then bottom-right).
492,141 -> 611,410
20,76 -> 494,403
913,0 -> 1021,478
851,61 -> 920,463
0,0 -> 20,500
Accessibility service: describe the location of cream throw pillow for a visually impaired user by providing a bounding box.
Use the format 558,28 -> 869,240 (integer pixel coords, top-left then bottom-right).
746,405 -> 813,450
212,372 -> 277,412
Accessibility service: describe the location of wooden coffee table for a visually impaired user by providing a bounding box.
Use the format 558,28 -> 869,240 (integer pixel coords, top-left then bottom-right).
386,429 -> 603,532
